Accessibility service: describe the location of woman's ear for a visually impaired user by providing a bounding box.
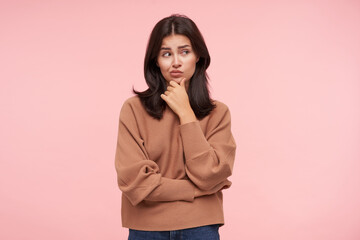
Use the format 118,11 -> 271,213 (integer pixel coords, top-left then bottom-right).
196,57 -> 199,63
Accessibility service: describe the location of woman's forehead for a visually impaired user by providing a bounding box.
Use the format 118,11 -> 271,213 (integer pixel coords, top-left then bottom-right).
160,34 -> 192,47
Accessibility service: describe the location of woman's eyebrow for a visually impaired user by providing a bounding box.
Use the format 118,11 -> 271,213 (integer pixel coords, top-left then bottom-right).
178,45 -> 190,49
160,45 -> 191,50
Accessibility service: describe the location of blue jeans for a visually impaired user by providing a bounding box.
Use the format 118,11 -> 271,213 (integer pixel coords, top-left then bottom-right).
128,224 -> 220,240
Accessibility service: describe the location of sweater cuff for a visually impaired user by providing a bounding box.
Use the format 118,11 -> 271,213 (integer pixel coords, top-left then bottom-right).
173,179 -> 195,202
179,121 -> 211,160
146,178 -> 195,202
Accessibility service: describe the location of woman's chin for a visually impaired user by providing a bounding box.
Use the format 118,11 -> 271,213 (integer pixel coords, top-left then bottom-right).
165,76 -> 187,85
169,77 -> 182,83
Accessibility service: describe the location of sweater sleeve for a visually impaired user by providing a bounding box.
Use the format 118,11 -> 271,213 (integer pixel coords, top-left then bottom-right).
114,100 -> 195,206
179,104 -> 236,191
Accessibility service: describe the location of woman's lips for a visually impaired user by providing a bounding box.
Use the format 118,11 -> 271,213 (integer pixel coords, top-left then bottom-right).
170,71 -> 183,77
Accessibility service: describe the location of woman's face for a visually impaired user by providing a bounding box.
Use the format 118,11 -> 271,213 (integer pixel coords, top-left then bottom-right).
157,34 -> 199,88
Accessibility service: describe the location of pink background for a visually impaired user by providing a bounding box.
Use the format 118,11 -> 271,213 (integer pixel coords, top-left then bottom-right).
1,0 -> 359,239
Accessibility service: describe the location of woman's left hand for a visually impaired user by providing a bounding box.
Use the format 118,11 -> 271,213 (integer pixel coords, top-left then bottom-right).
160,78 -> 197,124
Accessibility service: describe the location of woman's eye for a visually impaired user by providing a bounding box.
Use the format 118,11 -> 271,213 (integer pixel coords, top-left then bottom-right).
162,52 -> 171,57
182,50 -> 190,55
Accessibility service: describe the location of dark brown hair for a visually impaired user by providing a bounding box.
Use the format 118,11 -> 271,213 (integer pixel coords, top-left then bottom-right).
133,14 -> 215,119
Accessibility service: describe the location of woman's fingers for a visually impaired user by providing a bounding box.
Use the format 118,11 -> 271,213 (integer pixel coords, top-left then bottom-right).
167,86 -> 175,91
180,78 -> 186,87
169,81 -> 178,87
161,78 -> 193,119
160,94 -> 167,103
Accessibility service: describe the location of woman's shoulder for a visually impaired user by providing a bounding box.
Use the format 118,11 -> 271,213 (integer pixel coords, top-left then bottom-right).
122,95 -> 141,106
204,99 -> 232,122
211,99 -> 231,115
121,95 -> 143,109
120,95 -> 145,115
199,99 -> 233,130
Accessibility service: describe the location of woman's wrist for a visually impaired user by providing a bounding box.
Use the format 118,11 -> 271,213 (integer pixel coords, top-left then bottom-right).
179,108 -> 197,125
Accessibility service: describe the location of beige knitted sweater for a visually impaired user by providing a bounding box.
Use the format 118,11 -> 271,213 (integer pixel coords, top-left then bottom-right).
115,96 -> 236,231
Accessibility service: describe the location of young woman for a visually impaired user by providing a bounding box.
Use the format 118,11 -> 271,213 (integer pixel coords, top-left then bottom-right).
115,14 -> 236,240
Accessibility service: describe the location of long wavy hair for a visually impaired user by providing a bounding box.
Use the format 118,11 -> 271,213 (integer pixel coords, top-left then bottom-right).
133,14 -> 215,120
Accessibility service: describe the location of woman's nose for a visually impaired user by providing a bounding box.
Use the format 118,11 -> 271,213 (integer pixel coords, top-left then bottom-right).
172,55 -> 182,68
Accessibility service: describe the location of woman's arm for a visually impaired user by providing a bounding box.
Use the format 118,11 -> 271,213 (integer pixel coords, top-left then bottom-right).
115,100 -> 195,206
179,105 -> 237,191
161,80 -> 237,191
